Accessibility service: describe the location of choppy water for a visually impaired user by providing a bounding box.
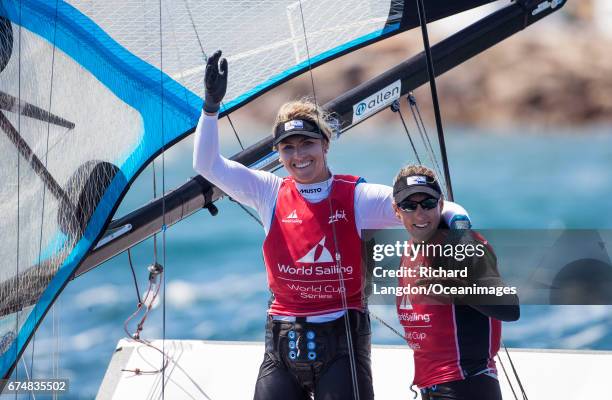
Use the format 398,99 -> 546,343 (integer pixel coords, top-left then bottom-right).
14,123 -> 612,398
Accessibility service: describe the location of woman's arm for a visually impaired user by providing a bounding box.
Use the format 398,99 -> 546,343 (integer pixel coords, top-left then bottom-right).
354,182 -> 471,231
449,234 -> 520,321
192,112 -> 280,231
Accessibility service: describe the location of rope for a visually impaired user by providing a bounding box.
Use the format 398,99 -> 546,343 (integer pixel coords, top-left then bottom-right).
407,94 -> 446,197
496,352 -> 519,400
392,100 -> 422,164
185,0 -> 265,247
370,312 -> 406,341
296,1 -> 360,398
127,249 -> 142,304
157,0 -> 168,396
122,261 -> 168,375
229,198 -> 263,227
183,0 -> 244,151
19,357 -> 36,399
32,2 -> 61,381
14,1 -> 22,385
503,342 -> 529,399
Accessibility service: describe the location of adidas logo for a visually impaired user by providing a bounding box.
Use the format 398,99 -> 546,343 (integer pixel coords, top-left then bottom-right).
297,237 -> 334,263
282,209 -> 302,224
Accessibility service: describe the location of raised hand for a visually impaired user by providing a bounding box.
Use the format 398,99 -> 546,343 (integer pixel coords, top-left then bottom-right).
203,50 -> 228,114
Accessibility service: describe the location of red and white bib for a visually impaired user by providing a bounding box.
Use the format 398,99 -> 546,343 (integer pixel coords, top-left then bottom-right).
263,175 -> 364,316
397,232 -> 501,388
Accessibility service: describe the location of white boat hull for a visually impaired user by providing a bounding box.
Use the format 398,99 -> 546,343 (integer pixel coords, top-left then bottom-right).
97,339 -> 612,399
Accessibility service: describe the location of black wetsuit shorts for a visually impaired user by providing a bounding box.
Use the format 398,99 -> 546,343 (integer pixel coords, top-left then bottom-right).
253,310 -> 374,400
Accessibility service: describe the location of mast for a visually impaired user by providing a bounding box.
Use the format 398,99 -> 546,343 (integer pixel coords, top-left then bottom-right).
414,0 -> 454,201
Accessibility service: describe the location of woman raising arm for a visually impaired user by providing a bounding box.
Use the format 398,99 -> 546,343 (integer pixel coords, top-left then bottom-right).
194,50 -> 471,400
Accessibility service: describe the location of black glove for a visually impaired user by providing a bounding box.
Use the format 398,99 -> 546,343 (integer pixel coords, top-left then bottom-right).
203,50 -> 228,114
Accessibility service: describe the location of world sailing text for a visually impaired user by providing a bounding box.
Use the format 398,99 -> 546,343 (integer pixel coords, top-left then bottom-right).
277,264 -> 353,275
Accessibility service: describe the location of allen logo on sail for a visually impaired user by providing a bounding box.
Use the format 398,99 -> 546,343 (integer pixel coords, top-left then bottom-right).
352,80 -> 401,123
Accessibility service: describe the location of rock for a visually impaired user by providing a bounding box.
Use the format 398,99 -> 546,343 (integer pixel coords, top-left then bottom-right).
240,24 -> 612,129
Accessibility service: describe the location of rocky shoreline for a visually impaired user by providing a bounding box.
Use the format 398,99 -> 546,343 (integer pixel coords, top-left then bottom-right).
238,25 -> 612,129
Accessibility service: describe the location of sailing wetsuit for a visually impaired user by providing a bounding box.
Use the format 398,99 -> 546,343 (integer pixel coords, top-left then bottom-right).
193,112 -> 471,399
397,229 -> 507,400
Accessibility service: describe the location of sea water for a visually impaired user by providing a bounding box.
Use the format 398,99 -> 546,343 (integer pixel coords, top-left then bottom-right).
22,124 -> 612,398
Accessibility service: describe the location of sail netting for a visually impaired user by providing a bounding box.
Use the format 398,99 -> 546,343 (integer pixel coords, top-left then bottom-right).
0,0 -> 497,381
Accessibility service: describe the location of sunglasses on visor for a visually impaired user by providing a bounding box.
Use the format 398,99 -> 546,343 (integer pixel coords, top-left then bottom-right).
397,197 -> 439,212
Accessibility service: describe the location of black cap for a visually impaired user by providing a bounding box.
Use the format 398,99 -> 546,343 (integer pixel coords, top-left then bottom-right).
273,119 -> 326,146
393,174 -> 442,203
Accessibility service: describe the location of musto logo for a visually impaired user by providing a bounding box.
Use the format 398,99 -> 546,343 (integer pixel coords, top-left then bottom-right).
352,80 -> 401,123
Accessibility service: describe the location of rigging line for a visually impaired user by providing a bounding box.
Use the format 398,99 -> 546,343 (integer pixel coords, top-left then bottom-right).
296,1 -> 360,398
117,2 -> 171,380
414,0 -> 454,202
122,274 -> 169,375
167,6 -> 244,262
52,301 -> 59,400
163,1 -> 196,113
158,0 -> 168,397
32,0 -> 60,383
393,101 -> 422,164
128,249 -> 143,303
502,342 -> 528,400
183,0 -> 244,151
14,0 -> 22,386
407,94 -> 446,195
229,198 -> 263,227
225,115 -> 244,150
183,0 -> 252,225
324,188 -> 361,400
370,311 -> 406,341
413,4 -> 524,398
19,358 -> 36,400
152,160 -> 158,266
496,353 -> 519,400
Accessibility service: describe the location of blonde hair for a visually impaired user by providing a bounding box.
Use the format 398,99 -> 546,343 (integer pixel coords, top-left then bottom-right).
393,164 -> 439,189
273,99 -> 334,146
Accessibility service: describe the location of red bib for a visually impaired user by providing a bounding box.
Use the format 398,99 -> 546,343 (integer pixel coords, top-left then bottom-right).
397,232 -> 501,388
263,175 -> 364,316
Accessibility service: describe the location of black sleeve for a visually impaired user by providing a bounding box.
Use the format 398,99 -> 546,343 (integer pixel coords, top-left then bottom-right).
447,230 -> 520,322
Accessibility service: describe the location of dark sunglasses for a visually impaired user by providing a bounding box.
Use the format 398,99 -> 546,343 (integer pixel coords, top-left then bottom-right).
397,197 -> 439,212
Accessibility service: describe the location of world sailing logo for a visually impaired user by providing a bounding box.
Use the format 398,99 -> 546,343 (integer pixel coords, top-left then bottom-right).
297,237 -> 334,263
282,209 -> 302,223
398,293 -> 411,310
353,80 -> 401,123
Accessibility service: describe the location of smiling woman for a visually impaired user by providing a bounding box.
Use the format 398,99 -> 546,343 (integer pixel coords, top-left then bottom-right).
192,51 -> 472,400
273,100 -> 332,185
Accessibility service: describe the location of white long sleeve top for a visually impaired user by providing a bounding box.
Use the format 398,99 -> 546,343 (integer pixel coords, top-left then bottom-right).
193,112 -> 470,322
193,112 -> 469,235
